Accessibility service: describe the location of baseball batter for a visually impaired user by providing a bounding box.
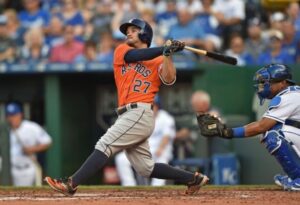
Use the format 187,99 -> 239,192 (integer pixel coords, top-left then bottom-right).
45,18 -> 208,196
198,64 -> 300,191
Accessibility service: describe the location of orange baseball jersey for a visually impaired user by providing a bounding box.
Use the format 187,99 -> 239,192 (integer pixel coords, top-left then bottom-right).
114,43 -> 163,106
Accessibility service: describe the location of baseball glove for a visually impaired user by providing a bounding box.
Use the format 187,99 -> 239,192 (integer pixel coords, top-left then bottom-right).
197,114 -> 233,139
163,39 -> 185,56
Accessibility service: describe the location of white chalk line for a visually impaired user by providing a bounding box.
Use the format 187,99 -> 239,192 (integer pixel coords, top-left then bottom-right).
0,192 -> 254,201
0,193 -> 148,201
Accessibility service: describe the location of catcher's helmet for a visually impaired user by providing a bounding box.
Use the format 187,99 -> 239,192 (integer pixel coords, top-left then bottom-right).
119,18 -> 153,47
253,64 -> 295,104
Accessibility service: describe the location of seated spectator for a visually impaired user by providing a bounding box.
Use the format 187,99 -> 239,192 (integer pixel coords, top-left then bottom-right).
166,7 -> 205,48
0,15 -> 18,64
55,0 -> 85,38
196,0 -> 221,37
286,2 -> 300,36
80,3 -> 94,41
18,0 -> 50,30
166,7 -> 205,62
111,0 -> 140,40
89,1 -> 113,42
97,32 -> 114,65
244,17 -> 268,63
225,34 -> 255,66
80,0 -> 95,22
84,0 -> 97,9
45,15 -> 64,48
140,8 -> 164,47
20,27 -> 49,64
40,0 -> 61,13
3,9 -> 26,46
49,25 -> 84,63
74,40 -> 101,63
177,0 -> 202,16
262,11 -> 285,40
281,20 -> 300,62
257,30 -> 295,65
155,0 -> 178,38
213,0 -> 245,49
194,0 -> 223,52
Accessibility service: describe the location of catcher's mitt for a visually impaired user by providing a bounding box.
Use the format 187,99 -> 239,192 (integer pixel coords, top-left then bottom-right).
197,114 -> 233,139
163,39 -> 185,56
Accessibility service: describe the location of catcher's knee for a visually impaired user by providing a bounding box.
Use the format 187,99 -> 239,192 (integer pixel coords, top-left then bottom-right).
261,130 -> 300,179
261,130 -> 282,154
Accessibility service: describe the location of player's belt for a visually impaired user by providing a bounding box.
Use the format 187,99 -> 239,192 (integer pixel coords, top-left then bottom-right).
285,119 -> 300,129
13,164 -> 30,170
116,103 -> 153,115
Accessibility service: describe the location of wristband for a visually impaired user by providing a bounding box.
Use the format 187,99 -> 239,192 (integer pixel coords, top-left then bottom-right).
232,127 -> 245,138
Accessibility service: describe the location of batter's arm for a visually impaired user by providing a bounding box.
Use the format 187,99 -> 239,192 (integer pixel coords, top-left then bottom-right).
159,55 -> 176,85
124,47 -> 164,63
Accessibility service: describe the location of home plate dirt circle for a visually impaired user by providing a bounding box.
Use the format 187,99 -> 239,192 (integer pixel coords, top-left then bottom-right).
0,186 -> 299,205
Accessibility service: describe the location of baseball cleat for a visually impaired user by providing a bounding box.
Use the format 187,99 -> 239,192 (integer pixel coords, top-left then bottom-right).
44,176 -> 77,196
185,172 -> 209,195
288,178 -> 300,191
274,174 -> 291,188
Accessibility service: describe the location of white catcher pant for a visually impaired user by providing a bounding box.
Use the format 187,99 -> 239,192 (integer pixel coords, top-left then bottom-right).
115,152 -> 136,186
12,164 -> 36,186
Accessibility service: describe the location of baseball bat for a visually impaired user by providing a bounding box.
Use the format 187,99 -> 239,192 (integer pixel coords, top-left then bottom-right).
184,46 -> 237,65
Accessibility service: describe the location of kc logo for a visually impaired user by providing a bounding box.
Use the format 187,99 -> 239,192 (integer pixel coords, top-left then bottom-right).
222,168 -> 238,184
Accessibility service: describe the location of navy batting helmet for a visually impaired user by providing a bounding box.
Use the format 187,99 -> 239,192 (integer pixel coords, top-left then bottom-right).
119,18 -> 153,47
253,64 -> 295,104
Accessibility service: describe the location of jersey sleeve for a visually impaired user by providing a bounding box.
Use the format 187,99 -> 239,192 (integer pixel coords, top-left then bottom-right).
263,95 -> 296,123
34,124 -> 52,145
113,43 -> 133,66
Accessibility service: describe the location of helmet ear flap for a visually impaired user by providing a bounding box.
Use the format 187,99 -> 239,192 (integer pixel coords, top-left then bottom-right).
138,23 -> 152,47
138,29 -> 146,43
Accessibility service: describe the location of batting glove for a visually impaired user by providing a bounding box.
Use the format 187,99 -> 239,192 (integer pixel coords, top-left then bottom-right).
163,39 -> 185,56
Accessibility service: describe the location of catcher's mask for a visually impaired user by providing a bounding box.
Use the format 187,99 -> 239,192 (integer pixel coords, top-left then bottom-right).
119,18 -> 153,47
253,64 -> 295,105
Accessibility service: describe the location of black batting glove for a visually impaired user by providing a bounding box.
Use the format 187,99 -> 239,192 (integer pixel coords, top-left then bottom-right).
163,39 -> 185,56
171,40 -> 185,53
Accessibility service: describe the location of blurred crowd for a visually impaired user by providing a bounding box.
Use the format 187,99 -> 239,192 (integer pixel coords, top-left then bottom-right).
0,0 -> 300,66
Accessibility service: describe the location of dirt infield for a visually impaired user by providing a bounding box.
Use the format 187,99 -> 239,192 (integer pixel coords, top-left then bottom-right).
0,186 -> 299,205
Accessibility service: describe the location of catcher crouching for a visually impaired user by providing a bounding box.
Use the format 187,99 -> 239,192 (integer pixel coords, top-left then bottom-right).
197,64 -> 300,191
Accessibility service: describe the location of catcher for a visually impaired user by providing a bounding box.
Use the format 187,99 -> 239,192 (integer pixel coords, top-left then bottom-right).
197,64 -> 300,191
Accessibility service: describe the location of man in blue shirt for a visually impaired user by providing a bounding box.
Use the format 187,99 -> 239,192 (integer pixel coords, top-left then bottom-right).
18,0 -> 50,30
257,31 -> 295,65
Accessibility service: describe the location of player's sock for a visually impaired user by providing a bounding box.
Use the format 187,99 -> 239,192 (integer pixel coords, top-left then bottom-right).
150,163 -> 195,184
71,149 -> 108,187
